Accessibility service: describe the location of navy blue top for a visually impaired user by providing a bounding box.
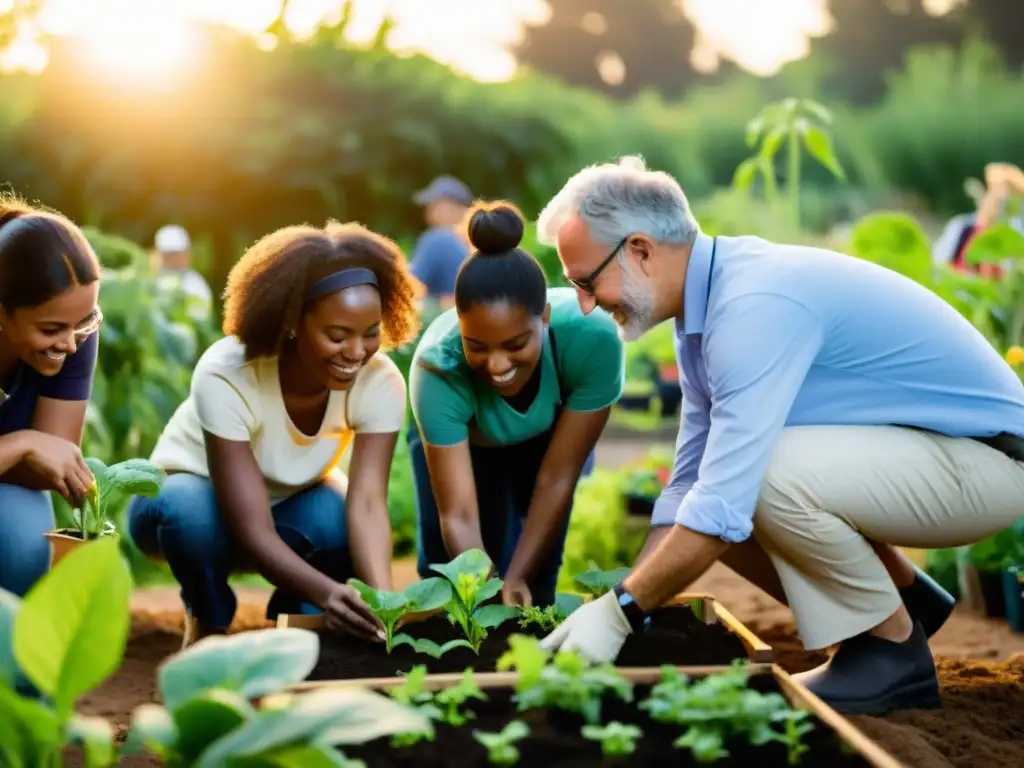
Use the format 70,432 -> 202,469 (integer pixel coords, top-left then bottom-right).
0,331 -> 98,435
409,227 -> 469,297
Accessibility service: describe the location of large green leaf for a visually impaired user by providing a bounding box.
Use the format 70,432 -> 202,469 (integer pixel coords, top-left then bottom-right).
173,689 -> 256,763
193,689 -> 429,767
572,565 -> 631,596
0,680 -> 61,767
13,537 -> 132,717
473,604 -> 519,629
158,628 -> 320,712
122,703 -> 176,758
248,742 -> 364,767
402,577 -> 451,612
429,548 -> 492,585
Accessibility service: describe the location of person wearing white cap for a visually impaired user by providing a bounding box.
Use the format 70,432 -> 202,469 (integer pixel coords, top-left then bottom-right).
154,224 -> 214,322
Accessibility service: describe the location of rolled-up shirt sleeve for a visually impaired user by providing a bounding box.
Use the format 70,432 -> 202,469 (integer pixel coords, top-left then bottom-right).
651,369 -> 710,527
673,295 -> 823,542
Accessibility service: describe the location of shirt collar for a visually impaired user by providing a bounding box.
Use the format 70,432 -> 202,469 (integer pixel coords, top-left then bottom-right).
679,232 -> 716,336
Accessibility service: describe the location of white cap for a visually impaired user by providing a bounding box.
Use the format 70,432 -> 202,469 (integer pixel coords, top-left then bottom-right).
155,224 -> 191,253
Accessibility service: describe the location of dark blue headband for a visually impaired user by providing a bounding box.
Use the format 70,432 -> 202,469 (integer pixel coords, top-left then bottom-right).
304,267 -> 379,303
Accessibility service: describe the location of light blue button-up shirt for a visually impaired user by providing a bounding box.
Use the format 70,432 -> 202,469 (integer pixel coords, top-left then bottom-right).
651,232 -> 1024,541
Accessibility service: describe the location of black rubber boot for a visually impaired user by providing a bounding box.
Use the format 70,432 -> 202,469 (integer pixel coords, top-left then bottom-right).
899,566 -> 956,638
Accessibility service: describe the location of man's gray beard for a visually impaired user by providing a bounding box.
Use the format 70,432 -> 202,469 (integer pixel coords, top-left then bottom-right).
617,260 -> 656,342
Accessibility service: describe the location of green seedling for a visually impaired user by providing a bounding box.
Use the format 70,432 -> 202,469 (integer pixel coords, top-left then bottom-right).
473,720 -> 530,766
434,668 -> 487,726
430,549 -> 519,653
497,634 -> 632,724
572,563 -> 631,597
581,721 -> 643,757
639,660 -> 814,765
347,577 -> 452,653
388,666 -> 441,747
517,593 -> 586,632
73,458 -> 165,540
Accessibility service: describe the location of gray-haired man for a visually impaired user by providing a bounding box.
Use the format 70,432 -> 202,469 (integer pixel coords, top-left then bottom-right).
534,156 -> 1024,715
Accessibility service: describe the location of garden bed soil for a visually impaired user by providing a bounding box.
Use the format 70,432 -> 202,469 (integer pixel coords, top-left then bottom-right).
306,604 -> 749,681
342,673 -> 874,768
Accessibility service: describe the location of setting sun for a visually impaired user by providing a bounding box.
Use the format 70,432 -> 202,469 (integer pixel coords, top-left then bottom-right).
73,3 -> 197,82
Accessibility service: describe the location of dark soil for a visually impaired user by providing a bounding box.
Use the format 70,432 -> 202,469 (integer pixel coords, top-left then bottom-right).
307,605 -> 749,681
53,528 -> 85,539
343,673 -> 871,767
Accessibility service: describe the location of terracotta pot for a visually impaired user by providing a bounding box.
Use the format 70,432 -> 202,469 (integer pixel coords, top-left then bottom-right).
43,530 -> 86,567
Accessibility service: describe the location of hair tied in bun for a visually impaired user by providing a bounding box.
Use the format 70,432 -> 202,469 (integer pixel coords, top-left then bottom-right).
467,202 -> 525,256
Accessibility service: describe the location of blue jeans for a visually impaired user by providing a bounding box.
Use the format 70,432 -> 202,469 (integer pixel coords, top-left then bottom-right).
0,483 -> 54,598
127,474 -> 353,630
408,425 -> 595,608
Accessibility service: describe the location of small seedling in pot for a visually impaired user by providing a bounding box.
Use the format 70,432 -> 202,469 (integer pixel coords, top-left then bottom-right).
572,563 -> 631,597
497,634 -> 632,724
430,549 -> 520,653
517,593 -> 585,631
347,577 -> 452,653
71,458 -> 166,541
434,668 -> 487,726
581,721 -> 643,757
639,659 -> 814,764
473,720 -> 530,766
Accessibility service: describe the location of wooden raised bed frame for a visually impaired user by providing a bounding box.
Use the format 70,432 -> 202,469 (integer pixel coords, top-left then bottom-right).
276,592 -> 774,678
260,664 -> 901,768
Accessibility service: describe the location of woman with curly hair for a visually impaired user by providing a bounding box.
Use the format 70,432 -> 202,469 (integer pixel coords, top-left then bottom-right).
409,201 -> 625,609
127,222 -> 419,645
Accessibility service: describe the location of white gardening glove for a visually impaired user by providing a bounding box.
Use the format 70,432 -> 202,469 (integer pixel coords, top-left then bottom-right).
539,590 -> 633,663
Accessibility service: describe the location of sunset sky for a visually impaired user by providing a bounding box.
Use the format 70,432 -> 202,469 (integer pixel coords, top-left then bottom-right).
0,0 -> 940,83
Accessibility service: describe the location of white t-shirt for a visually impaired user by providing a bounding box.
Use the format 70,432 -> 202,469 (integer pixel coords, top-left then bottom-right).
150,336 -> 407,503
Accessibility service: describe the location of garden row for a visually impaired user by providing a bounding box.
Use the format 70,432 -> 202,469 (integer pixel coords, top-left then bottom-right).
0,538 -> 905,767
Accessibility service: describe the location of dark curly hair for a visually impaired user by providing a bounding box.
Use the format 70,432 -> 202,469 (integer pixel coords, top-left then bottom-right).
454,201 -> 547,316
0,195 -> 100,311
223,221 -> 420,360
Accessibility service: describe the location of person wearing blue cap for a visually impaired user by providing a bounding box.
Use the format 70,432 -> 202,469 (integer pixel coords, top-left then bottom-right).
410,175 -> 473,307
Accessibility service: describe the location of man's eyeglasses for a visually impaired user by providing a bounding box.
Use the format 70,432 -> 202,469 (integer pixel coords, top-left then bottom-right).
567,235 -> 629,295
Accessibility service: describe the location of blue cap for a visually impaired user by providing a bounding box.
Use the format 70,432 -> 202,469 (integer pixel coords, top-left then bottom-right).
413,175 -> 473,207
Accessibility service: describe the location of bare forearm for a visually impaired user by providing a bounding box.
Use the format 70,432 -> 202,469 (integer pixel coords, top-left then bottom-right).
506,474 -> 576,582
0,462 -> 52,491
347,501 -> 393,591
624,524 -> 729,613
633,525 -> 671,568
0,432 -> 30,477
242,532 -> 337,608
439,511 -> 485,559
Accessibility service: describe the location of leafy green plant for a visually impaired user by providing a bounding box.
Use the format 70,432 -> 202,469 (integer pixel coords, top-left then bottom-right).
387,666 -> 441,747
473,720 -> 530,766
734,97 -> 846,230
581,721 -> 643,757
517,593 -> 585,632
434,668 -> 487,727
124,627 -> 430,766
639,660 -> 813,764
430,549 -> 519,654
346,577 -> 452,653
68,458 -> 165,541
572,563 -> 631,598
0,537 -> 132,768
497,634 -> 633,724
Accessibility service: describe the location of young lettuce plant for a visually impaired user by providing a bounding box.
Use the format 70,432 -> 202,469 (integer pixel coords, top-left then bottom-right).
572,563 -> 631,598
517,593 -> 585,632
347,577 -> 452,653
581,722 -> 643,757
430,549 -> 519,654
639,660 -> 814,764
473,720 -> 530,766
387,666 -> 487,747
497,634 -> 633,724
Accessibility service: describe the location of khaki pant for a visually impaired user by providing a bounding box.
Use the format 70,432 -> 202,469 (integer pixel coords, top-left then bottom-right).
724,425 -> 1024,649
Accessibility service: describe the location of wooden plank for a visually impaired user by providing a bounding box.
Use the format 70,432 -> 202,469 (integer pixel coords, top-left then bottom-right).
773,666 -> 904,768
712,601 -> 774,663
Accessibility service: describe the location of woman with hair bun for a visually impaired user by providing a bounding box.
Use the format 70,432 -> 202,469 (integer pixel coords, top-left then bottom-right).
409,201 -> 625,608
0,196 -> 102,599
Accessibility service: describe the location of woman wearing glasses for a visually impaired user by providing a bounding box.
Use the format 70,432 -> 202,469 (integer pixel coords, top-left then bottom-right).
409,201 -> 625,608
128,222 -> 420,646
0,198 -> 103,597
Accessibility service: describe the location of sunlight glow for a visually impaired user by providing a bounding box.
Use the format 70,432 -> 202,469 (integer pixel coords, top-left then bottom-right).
74,4 -> 197,81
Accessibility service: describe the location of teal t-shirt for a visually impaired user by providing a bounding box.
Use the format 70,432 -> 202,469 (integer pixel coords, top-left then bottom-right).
410,287 -> 625,447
